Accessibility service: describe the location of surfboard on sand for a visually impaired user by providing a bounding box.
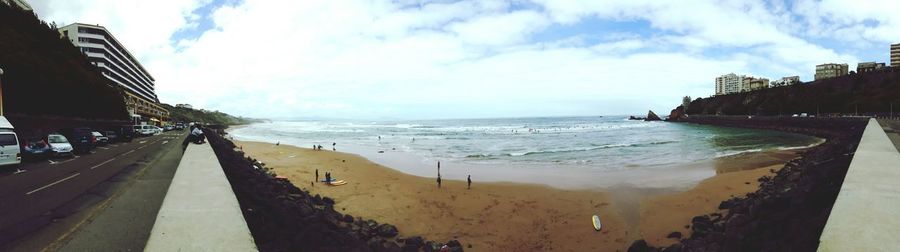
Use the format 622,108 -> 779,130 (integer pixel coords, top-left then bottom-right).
328,180 -> 347,186
592,215 -> 602,231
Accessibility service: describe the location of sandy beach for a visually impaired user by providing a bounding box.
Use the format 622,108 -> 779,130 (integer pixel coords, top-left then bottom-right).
232,140 -> 800,251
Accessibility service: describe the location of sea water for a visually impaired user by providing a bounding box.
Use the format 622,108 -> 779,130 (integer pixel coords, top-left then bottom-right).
229,116 -> 820,189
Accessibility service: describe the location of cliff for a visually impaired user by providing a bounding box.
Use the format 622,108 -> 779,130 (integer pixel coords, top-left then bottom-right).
680,70 -> 900,118
0,4 -> 128,120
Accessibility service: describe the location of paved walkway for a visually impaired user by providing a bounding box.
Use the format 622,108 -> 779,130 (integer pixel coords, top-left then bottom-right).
877,119 -> 900,152
144,143 -> 257,251
819,119 -> 900,251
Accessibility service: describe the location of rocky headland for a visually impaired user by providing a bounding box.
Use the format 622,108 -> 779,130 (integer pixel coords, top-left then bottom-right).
204,129 -> 465,252
629,116 -> 868,251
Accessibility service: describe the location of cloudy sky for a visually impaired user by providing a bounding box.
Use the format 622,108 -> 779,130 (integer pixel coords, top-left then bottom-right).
30,0 -> 900,120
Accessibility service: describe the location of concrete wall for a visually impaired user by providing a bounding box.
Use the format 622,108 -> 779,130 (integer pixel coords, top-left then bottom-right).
819,119 -> 900,251
144,143 -> 257,251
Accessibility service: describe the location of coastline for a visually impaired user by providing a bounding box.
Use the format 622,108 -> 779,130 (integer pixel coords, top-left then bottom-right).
232,139 -> 802,250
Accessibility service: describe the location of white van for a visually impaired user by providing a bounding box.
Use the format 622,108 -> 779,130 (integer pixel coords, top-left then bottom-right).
133,125 -> 157,136
0,116 -> 22,168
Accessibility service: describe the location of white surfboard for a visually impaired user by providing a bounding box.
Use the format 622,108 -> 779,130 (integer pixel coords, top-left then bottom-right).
592,215 -> 602,231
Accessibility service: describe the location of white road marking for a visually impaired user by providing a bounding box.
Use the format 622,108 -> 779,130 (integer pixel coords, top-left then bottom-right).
98,147 -> 110,150
90,158 -> 116,170
26,173 -> 80,195
48,156 -> 78,165
139,141 -> 147,144
161,140 -> 169,144
122,149 -> 136,155
137,145 -> 146,150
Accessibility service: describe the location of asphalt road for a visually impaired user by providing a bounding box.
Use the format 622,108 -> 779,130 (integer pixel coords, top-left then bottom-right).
0,130 -> 187,251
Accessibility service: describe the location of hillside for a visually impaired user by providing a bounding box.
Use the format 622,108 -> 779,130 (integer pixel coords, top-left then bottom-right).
161,104 -> 256,125
681,70 -> 900,117
0,3 -> 128,120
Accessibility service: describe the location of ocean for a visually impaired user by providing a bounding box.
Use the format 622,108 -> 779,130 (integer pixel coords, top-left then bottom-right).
229,116 -> 821,189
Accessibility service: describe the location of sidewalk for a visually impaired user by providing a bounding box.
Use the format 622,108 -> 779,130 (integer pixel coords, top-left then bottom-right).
819,119 -> 900,251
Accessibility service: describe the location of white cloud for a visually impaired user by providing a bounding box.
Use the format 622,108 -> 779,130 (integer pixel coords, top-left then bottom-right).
27,0 -> 899,119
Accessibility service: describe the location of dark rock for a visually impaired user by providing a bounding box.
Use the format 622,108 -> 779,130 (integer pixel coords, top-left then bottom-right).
667,231 -> 682,239
627,240 -> 655,252
377,224 -> 399,237
645,110 -> 661,121
446,240 -> 462,247
404,236 -> 424,247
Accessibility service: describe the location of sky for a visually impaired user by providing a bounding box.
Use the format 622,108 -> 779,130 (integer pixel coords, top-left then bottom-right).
29,0 -> 900,120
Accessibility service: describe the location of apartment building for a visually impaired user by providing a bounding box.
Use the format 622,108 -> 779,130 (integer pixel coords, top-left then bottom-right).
743,77 -> 769,91
892,43 -> 899,67
814,63 -> 848,80
857,62 -> 886,73
771,76 -> 800,87
58,23 -> 168,124
715,73 -> 743,95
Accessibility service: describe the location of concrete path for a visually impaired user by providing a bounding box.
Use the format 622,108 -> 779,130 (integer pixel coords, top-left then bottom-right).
144,143 -> 257,251
819,119 -> 900,251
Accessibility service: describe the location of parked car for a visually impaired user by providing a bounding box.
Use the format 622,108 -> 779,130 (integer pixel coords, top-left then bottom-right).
91,131 -> 108,146
0,116 -> 21,168
47,133 -> 74,157
103,130 -> 119,143
58,127 -> 94,154
154,126 -> 164,134
133,125 -> 156,136
164,125 -> 175,131
118,125 -> 134,142
22,136 -> 51,160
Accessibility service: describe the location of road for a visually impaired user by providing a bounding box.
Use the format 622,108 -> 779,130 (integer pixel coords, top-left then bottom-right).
0,130 -> 187,251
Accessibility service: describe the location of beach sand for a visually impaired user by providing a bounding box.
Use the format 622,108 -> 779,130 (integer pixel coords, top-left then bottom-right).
233,140 -> 798,251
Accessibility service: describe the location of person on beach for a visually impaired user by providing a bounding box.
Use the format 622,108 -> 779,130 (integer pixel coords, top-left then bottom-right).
437,174 -> 442,188
315,169 -> 319,181
467,175 -> 471,189
332,142 -> 336,151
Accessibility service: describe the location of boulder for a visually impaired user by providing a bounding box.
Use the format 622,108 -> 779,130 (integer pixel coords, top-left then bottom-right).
667,231 -> 682,239
377,224 -> 399,237
645,110 -> 662,121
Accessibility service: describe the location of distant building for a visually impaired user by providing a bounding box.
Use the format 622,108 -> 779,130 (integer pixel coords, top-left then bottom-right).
1,0 -> 32,11
715,73 -> 743,95
857,62 -> 886,73
892,43 -> 900,67
58,23 -> 169,125
771,76 -> 800,87
815,63 -> 848,80
176,104 -> 193,109
743,76 -> 769,92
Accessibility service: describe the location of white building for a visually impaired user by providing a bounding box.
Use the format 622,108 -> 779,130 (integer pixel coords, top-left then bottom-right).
58,23 -> 168,123
715,73 -> 743,95
892,43 -> 899,67
771,76 -> 800,87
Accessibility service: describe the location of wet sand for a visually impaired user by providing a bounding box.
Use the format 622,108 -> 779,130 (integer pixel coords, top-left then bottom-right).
233,140 -> 799,251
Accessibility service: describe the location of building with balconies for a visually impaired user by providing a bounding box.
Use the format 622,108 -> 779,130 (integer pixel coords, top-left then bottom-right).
58,23 -> 168,124
815,63 -> 849,80
857,62 -> 886,73
891,43 -> 899,67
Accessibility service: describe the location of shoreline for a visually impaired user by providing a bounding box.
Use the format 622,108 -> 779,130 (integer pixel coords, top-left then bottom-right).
232,139 -> 802,250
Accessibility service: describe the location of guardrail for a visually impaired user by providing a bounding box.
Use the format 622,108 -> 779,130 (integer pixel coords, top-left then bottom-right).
818,118 -> 900,251
144,143 -> 257,251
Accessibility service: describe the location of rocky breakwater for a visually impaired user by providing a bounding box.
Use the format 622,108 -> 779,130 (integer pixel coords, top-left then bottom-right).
204,129 -> 465,252
629,116 -> 868,252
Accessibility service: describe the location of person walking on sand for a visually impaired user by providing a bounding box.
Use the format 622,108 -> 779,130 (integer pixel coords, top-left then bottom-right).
467,175 -> 472,189
437,174 -> 442,188
315,169 -> 319,182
